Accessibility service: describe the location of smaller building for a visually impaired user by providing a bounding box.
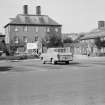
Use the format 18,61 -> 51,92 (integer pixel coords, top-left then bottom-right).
75,21 -> 105,56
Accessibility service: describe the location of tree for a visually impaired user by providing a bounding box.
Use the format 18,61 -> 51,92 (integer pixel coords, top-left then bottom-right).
0,40 -> 7,52
63,38 -> 73,43
41,29 -> 63,48
0,40 -> 9,56
46,34 -> 63,47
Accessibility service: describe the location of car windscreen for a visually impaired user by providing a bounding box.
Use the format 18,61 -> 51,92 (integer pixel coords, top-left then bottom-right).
54,48 -> 66,53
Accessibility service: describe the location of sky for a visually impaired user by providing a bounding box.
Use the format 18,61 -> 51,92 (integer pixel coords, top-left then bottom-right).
0,0 -> 105,34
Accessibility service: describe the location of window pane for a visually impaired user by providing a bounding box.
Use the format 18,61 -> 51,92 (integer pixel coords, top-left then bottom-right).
14,36 -> 18,43
23,26 -> 28,32
14,26 -> 18,32
35,27 -> 38,32
23,36 -> 27,42
35,36 -> 38,41
55,28 -> 58,32
44,28 -> 46,32
47,27 -> 50,32
8,26 -> 10,32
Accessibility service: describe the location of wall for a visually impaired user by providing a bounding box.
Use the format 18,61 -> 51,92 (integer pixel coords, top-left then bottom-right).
5,24 -> 61,53
7,25 -> 61,44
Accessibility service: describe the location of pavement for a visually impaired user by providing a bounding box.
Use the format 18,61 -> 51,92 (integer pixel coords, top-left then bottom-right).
74,54 -> 88,59
74,54 -> 105,60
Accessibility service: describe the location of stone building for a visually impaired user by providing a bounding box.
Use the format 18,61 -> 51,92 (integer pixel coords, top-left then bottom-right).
74,21 -> 105,56
4,5 -> 62,54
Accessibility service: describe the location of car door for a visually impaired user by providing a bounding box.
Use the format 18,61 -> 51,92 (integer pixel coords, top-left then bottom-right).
46,51 -> 52,61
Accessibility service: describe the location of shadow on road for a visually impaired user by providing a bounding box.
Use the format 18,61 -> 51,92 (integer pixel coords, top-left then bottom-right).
69,62 -> 80,65
53,62 -> 90,68
53,62 -> 80,65
0,66 -> 12,72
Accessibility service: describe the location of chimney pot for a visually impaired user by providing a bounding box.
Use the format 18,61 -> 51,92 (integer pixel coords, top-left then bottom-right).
23,5 -> 28,15
98,21 -> 105,29
36,6 -> 41,15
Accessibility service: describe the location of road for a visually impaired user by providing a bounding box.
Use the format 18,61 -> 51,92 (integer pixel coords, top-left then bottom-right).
0,57 -> 105,105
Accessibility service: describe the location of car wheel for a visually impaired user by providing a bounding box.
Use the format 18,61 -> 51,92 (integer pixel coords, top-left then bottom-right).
40,57 -> 43,60
43,60 -> 46,64
52,59 -> 56,64
65,61 -> 69,64
42,58 -> 46,64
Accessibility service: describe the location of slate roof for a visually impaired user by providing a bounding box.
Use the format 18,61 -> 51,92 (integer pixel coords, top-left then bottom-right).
4,14 -> 62,28
80,29 -> 105,40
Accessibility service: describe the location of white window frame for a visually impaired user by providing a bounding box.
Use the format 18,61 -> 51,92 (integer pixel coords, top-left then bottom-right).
23,26 -> 28,32
44,28 -> 46,32
14,26 -> 18,32
14,36 -> 19,43
35,27 -> 38,33
23,36 -> 27,43
55,28 -> 59,32
35,35 -> 38,41
8,26 -> 10,32
47,27 -> 50,32
82,40 -> 84,43
100,37 -> 104,41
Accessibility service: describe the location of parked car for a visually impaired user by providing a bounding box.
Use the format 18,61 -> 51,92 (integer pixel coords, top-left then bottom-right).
40,47 -> 73,64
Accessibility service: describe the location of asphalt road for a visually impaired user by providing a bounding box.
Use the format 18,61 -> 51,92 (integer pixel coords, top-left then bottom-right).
0,57 -> 105,105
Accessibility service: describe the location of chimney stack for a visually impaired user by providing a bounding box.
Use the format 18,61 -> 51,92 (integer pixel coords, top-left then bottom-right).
98,21 -> 105,29
36,6 -> 41,15
23,5 -> 28,15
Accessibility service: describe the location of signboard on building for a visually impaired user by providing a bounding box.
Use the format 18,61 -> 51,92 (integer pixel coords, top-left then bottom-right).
27,43 -> 38,49
26,42 -> 42,55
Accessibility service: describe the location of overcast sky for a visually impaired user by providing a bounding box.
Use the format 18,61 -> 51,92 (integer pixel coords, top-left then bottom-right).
0,0 -> 105,33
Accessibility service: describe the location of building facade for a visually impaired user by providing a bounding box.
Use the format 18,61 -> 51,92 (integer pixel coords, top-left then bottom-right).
74,21 -> 105,56
4,5 -> 62,54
